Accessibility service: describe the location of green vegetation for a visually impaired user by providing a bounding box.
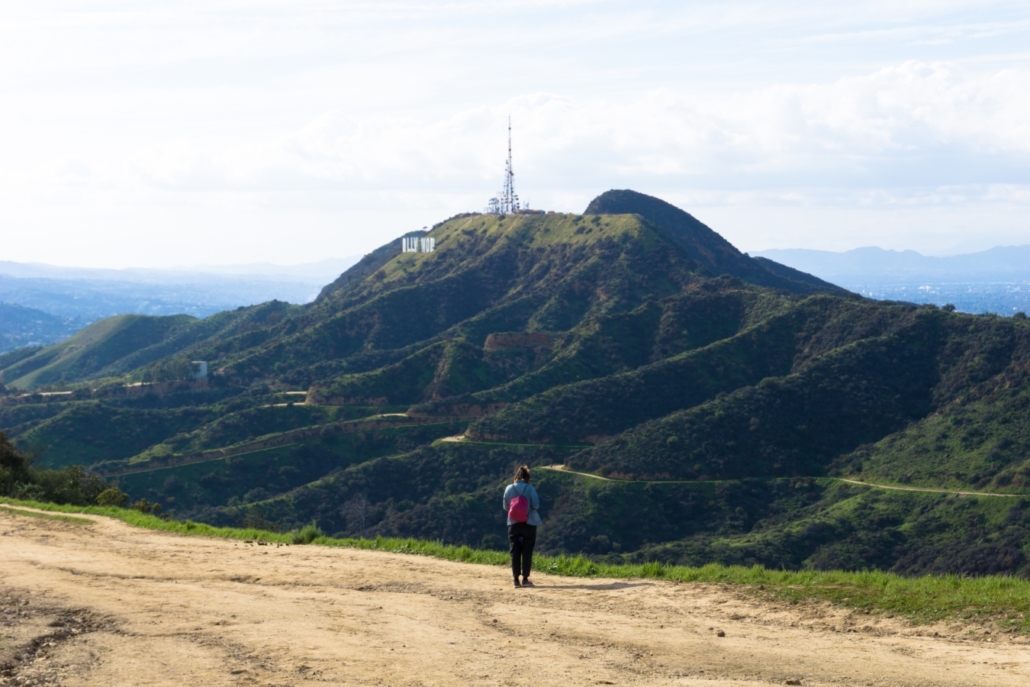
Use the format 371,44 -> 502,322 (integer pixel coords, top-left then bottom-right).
0,431 -> 119,506
2,314 -> 197,389
2,190 -> 1030,578
17,402 -> 216,468
2,495 -> 1028,633
312,339 -> 536,406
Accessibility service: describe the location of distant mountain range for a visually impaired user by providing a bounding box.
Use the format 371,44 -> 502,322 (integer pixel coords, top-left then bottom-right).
755,246 -> 1030,315
0,257 -> 360,284
754,246 -> 1030,282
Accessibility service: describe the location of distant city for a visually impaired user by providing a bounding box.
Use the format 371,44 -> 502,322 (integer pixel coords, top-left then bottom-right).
755,245 -> 1030,316
0,257 -> 358,353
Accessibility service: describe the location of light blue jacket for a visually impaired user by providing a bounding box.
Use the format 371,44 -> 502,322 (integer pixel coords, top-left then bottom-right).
503,480 -> 542,527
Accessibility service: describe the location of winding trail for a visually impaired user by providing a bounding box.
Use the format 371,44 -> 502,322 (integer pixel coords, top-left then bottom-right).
542,465 -> 1022,498
837,478 -> 1020,498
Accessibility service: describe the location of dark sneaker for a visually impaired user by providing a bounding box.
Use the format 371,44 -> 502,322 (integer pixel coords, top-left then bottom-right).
521,578 -> 534,587
513,579 -> 521,588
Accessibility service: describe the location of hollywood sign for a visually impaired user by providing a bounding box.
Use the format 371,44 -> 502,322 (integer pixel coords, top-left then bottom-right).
402,236 -> 435,253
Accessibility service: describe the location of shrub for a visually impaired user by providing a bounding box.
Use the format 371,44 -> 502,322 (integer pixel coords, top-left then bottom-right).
290,522 -> 324,544
129,498 -> 161,514
96,488 -> 129,507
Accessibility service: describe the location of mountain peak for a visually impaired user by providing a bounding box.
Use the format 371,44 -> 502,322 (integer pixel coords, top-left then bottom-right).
585,190 -> 743,271
586,189 -> 845,295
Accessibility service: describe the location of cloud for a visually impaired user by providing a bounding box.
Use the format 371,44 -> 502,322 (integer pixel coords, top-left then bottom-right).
1,1 -> 1029,266
74,61 -> 1025,201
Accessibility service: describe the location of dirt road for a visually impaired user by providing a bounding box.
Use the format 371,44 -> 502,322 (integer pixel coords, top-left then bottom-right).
1,507 -> 1028,686
542,465 -> 1021,499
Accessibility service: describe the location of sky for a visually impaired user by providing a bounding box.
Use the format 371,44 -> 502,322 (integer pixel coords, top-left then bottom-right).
1,0 -> 1028,268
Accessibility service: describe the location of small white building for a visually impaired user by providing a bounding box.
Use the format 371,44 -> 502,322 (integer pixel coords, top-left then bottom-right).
191,361 -> 208,380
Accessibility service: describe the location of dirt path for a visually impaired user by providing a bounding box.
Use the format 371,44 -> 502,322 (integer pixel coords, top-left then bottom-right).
836,478 -> 1020,498
1,507 -> 1028,686
543,465 -> 1022,499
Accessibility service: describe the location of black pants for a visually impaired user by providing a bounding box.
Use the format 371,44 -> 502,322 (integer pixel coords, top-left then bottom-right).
508,523 -> 537,579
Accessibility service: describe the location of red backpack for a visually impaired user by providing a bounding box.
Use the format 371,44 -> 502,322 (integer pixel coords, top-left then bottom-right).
508,483 -> 530,523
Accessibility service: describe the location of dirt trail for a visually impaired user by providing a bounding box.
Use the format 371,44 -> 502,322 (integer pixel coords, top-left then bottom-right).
1,508 -> 1028,686
543,465 -> 1021,499
836,479 -> 1019,498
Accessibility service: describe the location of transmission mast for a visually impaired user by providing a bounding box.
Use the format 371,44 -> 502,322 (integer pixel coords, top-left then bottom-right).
487,118 -> 520,215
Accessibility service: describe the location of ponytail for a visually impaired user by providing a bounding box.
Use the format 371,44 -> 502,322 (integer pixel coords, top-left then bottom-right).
513,465 -> 531,483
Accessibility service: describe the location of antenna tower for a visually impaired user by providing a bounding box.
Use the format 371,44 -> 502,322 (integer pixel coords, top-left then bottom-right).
486,118 -> 520,215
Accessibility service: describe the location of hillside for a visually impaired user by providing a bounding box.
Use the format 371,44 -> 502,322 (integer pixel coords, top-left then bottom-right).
3,190 -> 1030,577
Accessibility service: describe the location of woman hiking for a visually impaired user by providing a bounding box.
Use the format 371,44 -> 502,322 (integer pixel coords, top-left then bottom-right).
503,465 -> 542,588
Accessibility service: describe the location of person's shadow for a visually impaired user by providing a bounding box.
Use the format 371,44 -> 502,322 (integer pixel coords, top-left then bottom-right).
529,581 -> 652,591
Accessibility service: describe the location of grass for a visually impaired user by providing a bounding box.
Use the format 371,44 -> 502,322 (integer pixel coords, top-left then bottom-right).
2,496 -> 1029,633
0,504 -> 93,524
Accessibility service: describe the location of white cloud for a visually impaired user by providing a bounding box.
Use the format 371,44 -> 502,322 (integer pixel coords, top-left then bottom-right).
0,1 -> 1028,267
76,60 -> 1025,193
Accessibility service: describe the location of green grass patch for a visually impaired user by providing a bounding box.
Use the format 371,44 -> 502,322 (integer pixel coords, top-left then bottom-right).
2,495 -> 1029,632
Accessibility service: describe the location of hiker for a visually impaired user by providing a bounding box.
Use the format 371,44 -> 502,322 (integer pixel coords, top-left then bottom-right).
503,465 -> 542,588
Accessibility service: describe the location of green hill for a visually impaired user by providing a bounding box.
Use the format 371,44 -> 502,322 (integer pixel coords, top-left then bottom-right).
3,190 -> 1030,577
2,314 -> 193,388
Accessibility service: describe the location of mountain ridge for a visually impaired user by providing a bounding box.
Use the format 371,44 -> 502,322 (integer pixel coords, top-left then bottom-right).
3,190 -> 1029,577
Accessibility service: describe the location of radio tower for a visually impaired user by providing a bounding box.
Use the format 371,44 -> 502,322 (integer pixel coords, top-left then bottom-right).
487,118 -> 520,215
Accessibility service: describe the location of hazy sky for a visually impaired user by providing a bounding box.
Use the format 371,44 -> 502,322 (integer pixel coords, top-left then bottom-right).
2,1 -> 1028,268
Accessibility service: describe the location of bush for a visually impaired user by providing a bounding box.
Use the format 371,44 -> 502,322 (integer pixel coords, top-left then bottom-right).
129,498 -> 161,514
96,488 -> 129,507
2,433 -> 117,506
290,522 -> 324,544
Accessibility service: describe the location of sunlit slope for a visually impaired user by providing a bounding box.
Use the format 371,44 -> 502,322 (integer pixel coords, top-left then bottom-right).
0,301 -> 301,390
190,212 -> 703,382
1,198 -> 840,392
207,205 -> 844,387
2,314 -> 195,389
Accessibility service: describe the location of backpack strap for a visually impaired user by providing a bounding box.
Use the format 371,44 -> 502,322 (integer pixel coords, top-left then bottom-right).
515,482 -> 532,511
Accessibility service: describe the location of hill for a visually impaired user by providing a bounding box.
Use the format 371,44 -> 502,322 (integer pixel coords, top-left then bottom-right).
3,190 -> 1030,577
585,190 -> 844,294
